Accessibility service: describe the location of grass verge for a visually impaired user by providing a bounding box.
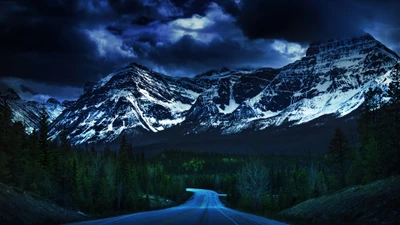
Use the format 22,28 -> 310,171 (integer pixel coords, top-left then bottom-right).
219,176 -> 400,225
280,176 -> 400,225
0,182 -> 86,225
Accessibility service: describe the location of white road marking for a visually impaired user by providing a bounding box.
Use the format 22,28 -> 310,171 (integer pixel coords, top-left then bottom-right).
215,207 -> 239,225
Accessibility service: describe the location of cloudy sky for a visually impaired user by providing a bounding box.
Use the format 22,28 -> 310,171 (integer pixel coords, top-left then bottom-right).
1,0 -> 399,102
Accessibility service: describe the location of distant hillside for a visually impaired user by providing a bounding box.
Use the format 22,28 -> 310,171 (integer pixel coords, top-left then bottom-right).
280,176 -> 400,225
0,183 -> 86,225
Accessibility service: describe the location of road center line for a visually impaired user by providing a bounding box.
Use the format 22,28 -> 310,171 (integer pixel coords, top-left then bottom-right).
215,207 -> 239,225
96,214 -> 135,225
161,195 -> 205,225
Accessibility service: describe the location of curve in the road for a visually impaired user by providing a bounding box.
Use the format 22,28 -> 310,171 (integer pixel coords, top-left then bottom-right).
66,188 -> 288,225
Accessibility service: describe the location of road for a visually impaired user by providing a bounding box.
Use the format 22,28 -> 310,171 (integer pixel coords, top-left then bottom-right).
66,188 -> 289,225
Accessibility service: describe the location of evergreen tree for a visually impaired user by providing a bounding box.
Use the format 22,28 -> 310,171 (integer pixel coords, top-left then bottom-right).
313,171 -> 327,197
24,130 -> 42,193
362,137 -> 381,182
0,99 -> 12,183
295,168 -> 310,202
346,147 -> 364,186
90,144 -> 96,155
0,151 -> 10,183
95,177 -> 113,212
59,126 -> 70,153
104,143 -> 112,157
116,135 -> 140,210
327,127 -> 350,189
0,99 -> 12,153
386,62 -> 400,173
39,106 -> 50,170
9,121 -> 27,188
387,62 -> 400,107
358,87 -> 384,145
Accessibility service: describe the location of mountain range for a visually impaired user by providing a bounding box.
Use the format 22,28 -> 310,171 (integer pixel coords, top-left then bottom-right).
0,88 -> 68,133
1,34 -> 399,154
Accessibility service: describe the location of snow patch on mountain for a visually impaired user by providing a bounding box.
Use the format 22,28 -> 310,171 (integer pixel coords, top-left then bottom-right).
218,81 -> 239,114
0,93 -> 66,133
45,34 -> 399,145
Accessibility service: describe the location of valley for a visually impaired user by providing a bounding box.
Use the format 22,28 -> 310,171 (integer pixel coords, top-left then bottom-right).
2,1 -> 400,224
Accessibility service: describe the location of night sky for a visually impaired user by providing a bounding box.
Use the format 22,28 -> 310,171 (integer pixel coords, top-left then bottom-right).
1,0 -> 399,102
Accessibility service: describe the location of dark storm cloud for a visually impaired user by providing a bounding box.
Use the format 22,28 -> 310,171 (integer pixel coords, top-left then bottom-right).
131,16 -> 155,26
1,0 -> 88,54
233,0 -> 400,44
0,0 -> 116,87
107,0 -> 144,14
1,0 -> 399,102
0,77 -> 83,102
170,0 -> 239,18
355,0 -> 400,53
0,0 -> 190,87
133,35 -> 297,77
109,0 -> 184,25
122,1 -> 306,76
234,0 -> 363,43
106,26 -> 124,35
20,84 -> 38,95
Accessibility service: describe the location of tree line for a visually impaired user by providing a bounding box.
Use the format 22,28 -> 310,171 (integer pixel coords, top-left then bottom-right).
0,105 -> 185,214
231,62 -> 400,213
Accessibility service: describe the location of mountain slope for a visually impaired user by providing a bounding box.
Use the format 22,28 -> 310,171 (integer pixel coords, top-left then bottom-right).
0,89 -> 66,133
280,176 -> 400,225
49,34 -> 399,146
218,33 -> 398,134
0,182 -> 86,225
50,63 -> 204,144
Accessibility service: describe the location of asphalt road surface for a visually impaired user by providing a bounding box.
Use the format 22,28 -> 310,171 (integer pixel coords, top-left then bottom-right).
66,188 -> 289,225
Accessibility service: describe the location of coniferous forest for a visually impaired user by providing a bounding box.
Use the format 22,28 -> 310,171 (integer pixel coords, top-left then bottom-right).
0,64 -> 399,217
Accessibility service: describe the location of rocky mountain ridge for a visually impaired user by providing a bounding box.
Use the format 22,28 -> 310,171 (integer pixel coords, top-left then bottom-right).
0,89 -> 67,133
2,34 -> 399,149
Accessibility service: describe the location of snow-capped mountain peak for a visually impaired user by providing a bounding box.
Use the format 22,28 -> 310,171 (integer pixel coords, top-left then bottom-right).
46,34 -> 399,145
50,62 -> 204,144
0,89 -> 66,133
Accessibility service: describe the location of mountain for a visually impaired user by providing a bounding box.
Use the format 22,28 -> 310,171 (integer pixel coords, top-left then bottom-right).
0,89 -> 66,133
47,34 -> 399,151
197,33 -> 398,135
50,63 -> 205,144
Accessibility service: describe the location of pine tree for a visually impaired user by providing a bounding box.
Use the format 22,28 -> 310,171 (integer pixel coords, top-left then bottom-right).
9,121 -> 27,188
125,166 -> 139,210
24,130 -> 42,193
139,149 -> 148,192
90,144 -> 96,155
95,177 -> 113,212
116,135 -> 140,210
363,137 -> 381,182
295,168 -> 310,202
59,126 -> 70,153
104,143 -> 112,157
39,106 -> 50,170
386,62 -> 400,173
0,151 -> 10,183
358,87 -> 384,144
313,171 -> 327,197
71,156 -> 80,206
0,99 -> 12,183
346,147 -> 364,186
387,62 -> 400,107
327,127 -> 350,189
